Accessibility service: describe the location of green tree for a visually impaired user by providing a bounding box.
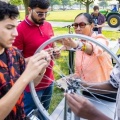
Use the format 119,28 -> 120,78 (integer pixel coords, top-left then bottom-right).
99,0 -> 108,9
9,0 -> 22,5
75,0 -> 95,13
22,0 -> 61,15
50,0 -> 60,11
61,0 -> 70,10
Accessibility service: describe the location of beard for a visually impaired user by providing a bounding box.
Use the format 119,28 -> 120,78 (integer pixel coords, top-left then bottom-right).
31,14 -> 45,25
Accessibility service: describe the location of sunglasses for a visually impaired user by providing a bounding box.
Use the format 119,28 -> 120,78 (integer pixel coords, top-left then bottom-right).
72,22 -> 90,29
33,10 -> 48,17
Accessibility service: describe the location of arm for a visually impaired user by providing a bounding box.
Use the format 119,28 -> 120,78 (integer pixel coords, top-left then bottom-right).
25,54 -> 51,87
23,56 -> 45,86
97,22 -> 105,28
0,72 -> 34,119
81,61 -> 120,94
58,38 -> 93,55
0,51 -> 50,119
65,93 -> 111,120
81,81 -> 117,94
71,40 -> 93,55
33,69 -> 46,86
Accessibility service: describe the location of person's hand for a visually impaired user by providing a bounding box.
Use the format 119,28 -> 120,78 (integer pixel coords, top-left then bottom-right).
64,93 -> 103,120
57,38 -> 78,48
52,47 -> 62,59
45,48 -> 54,56
45,47 -> 61,59
23,50 -> 51,83
94,24 -> 100,28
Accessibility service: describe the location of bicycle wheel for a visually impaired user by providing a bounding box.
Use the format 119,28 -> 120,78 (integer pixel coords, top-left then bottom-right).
29,34 -> 120,120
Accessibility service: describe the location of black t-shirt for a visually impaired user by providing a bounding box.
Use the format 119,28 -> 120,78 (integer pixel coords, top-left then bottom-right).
93,16 -> 98,31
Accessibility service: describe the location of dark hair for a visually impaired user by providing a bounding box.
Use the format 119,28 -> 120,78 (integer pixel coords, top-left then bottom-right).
93,5 -> 99,11
74,13 -> 94,24
0,1 -> 19,21
29,0 -> 50,9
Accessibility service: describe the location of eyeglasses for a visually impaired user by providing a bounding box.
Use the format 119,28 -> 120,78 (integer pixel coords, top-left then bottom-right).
72,22 -> 90,29
33,10 -> 48,17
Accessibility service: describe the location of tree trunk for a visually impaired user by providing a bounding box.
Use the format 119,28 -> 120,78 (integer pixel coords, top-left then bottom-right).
51,5 -> 53,11
23,0 -> 29,16
86,4 -> 89,13
63,4 -> 65,11
79,3 -> 81,10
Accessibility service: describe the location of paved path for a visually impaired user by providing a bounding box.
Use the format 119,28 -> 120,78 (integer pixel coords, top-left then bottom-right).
49,21 -> 120,31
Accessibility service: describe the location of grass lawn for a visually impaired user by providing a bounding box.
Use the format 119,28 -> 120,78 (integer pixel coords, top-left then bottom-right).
46,10 -> 86,22
53,27 -> 120,40
19,10 -> 88,22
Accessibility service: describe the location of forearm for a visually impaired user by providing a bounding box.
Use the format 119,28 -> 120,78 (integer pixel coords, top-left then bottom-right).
0,73 -> 29,119
98,23 -> 105,28
34,74 -> 44,86
82,81 -> 117,94
77,41 -> 93,55
90,109 -> 112,120
83,42 -> 93,55
34,69 -> 46,86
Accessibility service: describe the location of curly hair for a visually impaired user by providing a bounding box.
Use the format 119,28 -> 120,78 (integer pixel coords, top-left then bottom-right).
0,1 -> 19,21
29,0 -> 50,9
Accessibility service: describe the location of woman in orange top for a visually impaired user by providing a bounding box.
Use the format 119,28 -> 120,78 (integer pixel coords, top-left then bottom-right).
60,13 -> 113,83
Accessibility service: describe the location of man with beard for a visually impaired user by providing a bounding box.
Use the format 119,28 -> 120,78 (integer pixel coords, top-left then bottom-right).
13,0 -> 56,119
91,6 -> 105,34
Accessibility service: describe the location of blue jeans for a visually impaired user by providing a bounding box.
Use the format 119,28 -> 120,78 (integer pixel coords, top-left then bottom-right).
24,82 -> 54,120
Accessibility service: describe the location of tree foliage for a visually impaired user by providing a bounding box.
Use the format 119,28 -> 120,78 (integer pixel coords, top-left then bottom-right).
61,0 -> 71,8
75,0 -> 95,13
9,0 -> 22,5
22,0 -> 61,15
50,0 -> 61,11
76,0 -> 94,5
99,0 -> 108,9
50,0 -> 60,6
